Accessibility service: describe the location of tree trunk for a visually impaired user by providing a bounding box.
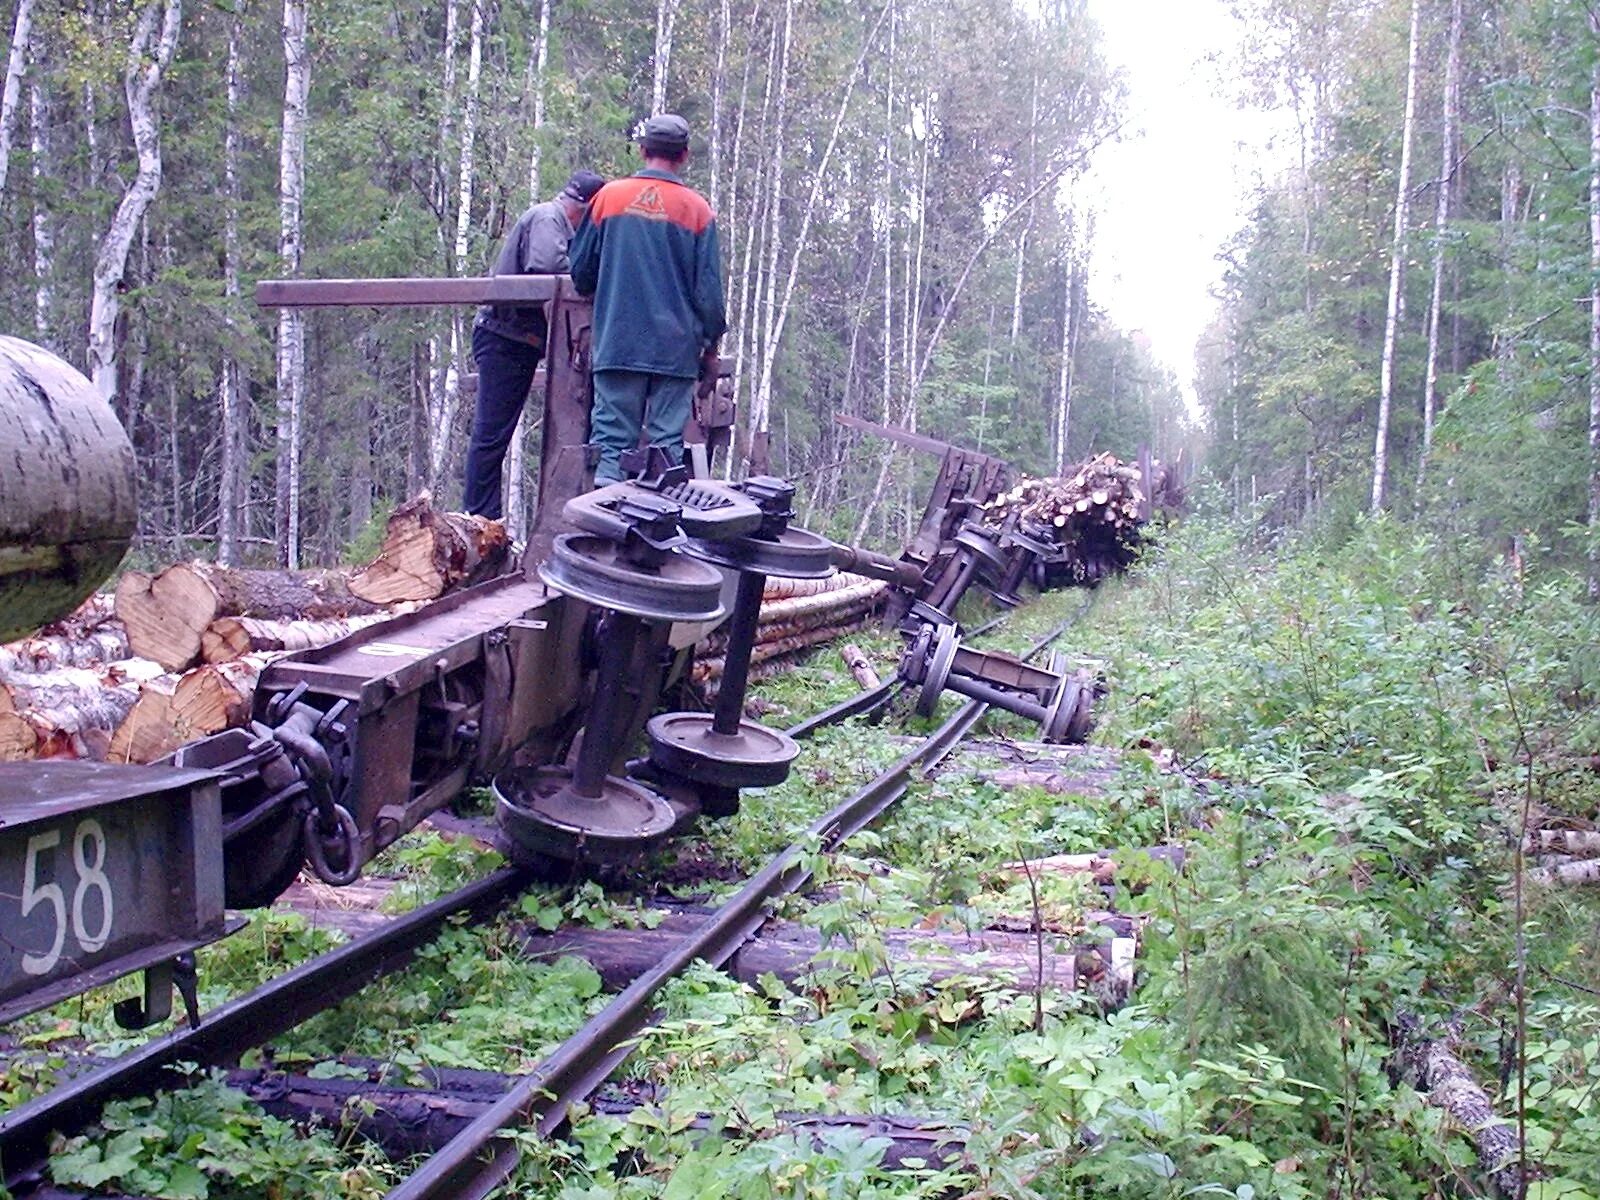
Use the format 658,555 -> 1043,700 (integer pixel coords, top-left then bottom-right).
1054,241 -> 1075,473
28,45 -> 53,347
651,0 -> 678,114
218,1 -> 245,566
85,0 -> 182,407
115,562 -> 379,671
1417,0 -> 1461,496
1371,0 -> 1421,515
0,0 -> 35,203
275,0 -> 309,568
525,0 -> 550,199
348,494 -> 510,604
435,0 -> 484,496
1590,4 -> 1600,600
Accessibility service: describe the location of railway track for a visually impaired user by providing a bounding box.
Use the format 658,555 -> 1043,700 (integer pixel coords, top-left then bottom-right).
1,601 -> 1119,1199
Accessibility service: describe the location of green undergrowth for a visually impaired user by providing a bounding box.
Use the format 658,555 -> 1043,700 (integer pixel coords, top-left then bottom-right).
509,515 -> 1600,1198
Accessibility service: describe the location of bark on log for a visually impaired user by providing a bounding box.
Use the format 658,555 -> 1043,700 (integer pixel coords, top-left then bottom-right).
694,615 -> 872,685
700,596 -> 878,660
0,663 -> 162,760
348,494 -> 509,605
755,580 -> 884,626
0,621 -> 130,675
1527,858 -> 1600,886
841,643 -> 881,689
1523,829 -> 1600,858
0,337 -> 136,642
996,846 -> 1187,890
1391,1013 -> 1527,1196
228,1064 -> 967,1169
201,612 -> 392,664
116,561 -> 379,671
522,911 -> 1137,1008
762,571 -> 873,602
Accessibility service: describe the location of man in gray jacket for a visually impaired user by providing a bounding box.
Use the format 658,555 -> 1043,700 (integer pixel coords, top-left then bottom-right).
463,169 -> 605,519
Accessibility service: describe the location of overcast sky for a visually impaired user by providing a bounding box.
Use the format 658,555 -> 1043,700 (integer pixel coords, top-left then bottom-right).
1079,0 -> 1294,405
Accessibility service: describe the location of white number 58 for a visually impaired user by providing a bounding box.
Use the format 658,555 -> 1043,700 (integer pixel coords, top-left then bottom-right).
19,819 -> 114,976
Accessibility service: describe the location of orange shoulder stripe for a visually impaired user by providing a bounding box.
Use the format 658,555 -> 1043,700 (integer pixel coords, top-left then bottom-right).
590,176 -> 712,234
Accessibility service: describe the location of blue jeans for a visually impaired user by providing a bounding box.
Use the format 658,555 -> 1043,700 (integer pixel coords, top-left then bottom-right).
590,369 -> 694,483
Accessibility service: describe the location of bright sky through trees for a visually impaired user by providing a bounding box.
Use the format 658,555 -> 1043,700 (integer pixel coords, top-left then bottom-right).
1081,0 -> 1293,406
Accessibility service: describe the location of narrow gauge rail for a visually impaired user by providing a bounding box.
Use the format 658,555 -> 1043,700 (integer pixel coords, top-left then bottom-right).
0,607 -> 1086,1200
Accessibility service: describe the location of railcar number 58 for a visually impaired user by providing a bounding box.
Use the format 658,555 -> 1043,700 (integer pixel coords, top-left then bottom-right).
17,818 -> 115,976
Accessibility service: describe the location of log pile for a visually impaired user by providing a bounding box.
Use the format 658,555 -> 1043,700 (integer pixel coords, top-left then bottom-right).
978,453 -> 1148,584
692,573 -> 886,687
1524,825 -> 1600,886
0,496 -> 510,766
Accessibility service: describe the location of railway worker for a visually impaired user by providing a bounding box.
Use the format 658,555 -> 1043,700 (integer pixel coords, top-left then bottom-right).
462,168 -> 607,519
568,113 -> 726,484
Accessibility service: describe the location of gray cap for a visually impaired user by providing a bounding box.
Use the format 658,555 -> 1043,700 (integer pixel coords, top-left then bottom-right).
640,113 -> 691,154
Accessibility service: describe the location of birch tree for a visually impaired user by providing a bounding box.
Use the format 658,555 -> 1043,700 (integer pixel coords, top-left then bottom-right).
29,44 -> 52,346
86,0 -> 182,408
1369,0 -> 1420,515
275,0 -> 309,567
1416,0 -> 1461,495
218,0 -> 246,565
0,0 -> 34,203
653,0 -> 679,114
432,0 -> 484,492
1590,4 -> 1600,600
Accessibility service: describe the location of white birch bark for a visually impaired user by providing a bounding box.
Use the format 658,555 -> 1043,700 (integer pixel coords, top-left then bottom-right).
747,0 -> 793,459
709,0 -> 729,212
0,0 -> 35,203
29,53 -> 53,346
1054,242 -> 1074,473
1370,0 -> 1420,515
751,0 -> 891,462
1417,0 -> 1461,496
652,0 -> 678,115
525,0 -> 550,200
218,1 -> 245,565
725,16 -> 777,478
86,0 -> 182,408
1590,5 -> 1600,600
509,0 -> 552,540
275,0 -> 309,568
433,0 -> 483,491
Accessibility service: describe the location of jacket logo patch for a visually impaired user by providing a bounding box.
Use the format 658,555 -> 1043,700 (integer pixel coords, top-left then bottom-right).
622,185 -> 671,221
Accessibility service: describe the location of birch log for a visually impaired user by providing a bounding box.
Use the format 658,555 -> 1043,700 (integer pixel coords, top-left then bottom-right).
1391,1014 -> 1526,1196
201,613 -> 391,664
0,338 -> 136,642
85,0 -> 181,405
840,643 -> 881,689
110,655 -> 270,765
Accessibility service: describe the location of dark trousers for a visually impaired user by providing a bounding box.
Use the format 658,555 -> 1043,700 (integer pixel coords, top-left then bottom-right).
462,323 -> 545,519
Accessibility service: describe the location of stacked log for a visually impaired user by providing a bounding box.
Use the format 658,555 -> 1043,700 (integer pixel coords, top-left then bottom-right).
115,562 -> 382,672
1524,825 -> 1600,886
348,494 -> 509,605
979,453 -> 1148,585
0,494 -> 509,766
692,573 -> 885,687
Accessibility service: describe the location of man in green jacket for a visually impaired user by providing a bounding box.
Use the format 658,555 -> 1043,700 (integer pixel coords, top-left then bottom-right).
569,114 -> 727,483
